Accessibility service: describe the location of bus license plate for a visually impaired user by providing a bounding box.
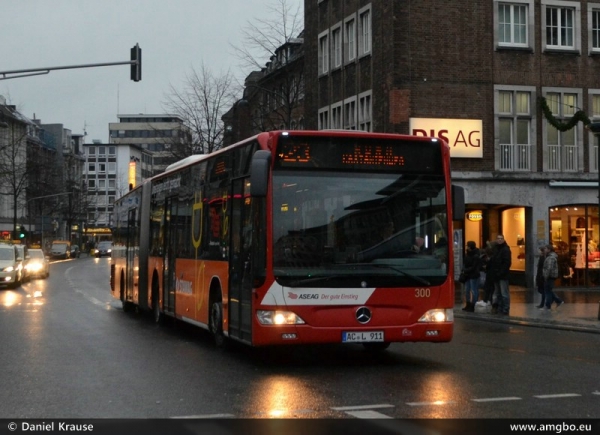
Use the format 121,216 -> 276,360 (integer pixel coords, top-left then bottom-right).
342,331 -> 384,343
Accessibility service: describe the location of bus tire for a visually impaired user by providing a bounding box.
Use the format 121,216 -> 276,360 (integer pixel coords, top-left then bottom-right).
362,342 -> 391,352
152,276 -> 163,324
210,300 -> 225,347
120,272 -> 133,313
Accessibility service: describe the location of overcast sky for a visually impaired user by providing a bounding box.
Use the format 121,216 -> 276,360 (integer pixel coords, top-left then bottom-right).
1,0 -> 301,143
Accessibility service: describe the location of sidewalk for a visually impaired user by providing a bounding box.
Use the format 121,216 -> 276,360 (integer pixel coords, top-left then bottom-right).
454,288 -> 600,334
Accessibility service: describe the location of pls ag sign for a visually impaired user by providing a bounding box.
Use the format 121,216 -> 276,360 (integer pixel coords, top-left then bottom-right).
409,118 -> 483,158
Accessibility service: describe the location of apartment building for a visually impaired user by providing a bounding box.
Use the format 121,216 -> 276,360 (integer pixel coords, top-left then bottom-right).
108,114 -> 187,176
303,0 -> 600,289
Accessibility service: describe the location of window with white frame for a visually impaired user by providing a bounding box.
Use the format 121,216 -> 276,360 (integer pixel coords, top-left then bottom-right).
588,4 -> 600,52
318,30 -> 329,75
332,24 -> 342,69
542,0 -> 581,51
497,89 -> 533,171
88,163 -> 96,173
358,91 -> 372,132
343,97 -> 357,130
589,92 -> 600,171
108,162 -> 116,173
318,108 -> 330,130
358,5 -> 371,57
88,179 -> 96,189
331,102 -> 343,129
497,2 -> 529,46
344,16 -> 356,62
544,91 -> 580,172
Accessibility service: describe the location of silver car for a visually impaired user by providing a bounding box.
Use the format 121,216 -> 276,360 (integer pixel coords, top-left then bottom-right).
0,245 -> 23,288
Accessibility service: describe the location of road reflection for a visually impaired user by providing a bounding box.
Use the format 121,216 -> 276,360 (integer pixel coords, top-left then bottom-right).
243,376 -> 317,417
1,279 -> 46,309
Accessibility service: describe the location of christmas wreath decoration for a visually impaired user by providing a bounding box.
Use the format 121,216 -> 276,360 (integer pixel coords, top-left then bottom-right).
538,96 -> 590,132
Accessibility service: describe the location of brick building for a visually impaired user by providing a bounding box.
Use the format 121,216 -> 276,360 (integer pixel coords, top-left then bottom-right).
302,0 -> 600,290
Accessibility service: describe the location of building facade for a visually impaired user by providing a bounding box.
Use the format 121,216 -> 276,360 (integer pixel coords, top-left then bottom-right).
108,114 -> 187,176
223,34 -> 305,146
82,141 -> 150,236
304,0 -> 600,290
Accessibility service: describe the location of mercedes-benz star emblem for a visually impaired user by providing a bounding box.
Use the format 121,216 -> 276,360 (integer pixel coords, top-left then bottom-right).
355,306 -> 372,324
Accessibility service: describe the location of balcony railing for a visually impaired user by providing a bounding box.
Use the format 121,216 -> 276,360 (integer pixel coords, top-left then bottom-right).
548,144 -> 578,172
499,143 -> 531,170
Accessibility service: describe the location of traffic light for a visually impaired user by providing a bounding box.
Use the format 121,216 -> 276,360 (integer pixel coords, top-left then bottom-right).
130,43 -> 142,82
19,226 -> 26,239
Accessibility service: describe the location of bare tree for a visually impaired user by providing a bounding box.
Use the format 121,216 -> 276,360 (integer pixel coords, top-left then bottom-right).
229,0 -> 305,133
163,63 -> 237,157
230,0 -> 303,72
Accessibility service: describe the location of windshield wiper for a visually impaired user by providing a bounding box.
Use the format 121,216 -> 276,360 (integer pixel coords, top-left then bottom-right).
368,263 -> 431,286
284,275 -> 343,287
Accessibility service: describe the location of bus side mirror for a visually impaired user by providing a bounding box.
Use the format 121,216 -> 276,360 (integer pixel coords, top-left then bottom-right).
452,185 -> 465,219
250,150 -> 271,197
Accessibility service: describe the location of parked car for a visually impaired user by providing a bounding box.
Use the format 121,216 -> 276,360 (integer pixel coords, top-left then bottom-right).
70,245 -> 81,258
15,245 -> 30,282
94,241 -> 113,258
50,240 -> 71,260
25,248 -> 49,279
0,244 -> 23,288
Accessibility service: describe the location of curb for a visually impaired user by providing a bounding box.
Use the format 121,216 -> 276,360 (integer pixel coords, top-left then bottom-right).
454,311 -> 600,335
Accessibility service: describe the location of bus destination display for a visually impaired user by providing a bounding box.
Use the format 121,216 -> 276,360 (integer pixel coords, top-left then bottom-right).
275,136 -> 441,172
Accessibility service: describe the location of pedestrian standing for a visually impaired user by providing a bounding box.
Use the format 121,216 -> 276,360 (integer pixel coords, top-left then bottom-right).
535,245 -> 547,308
480,241 -> 497,308
462,241 -> 482,312
489,234 -> 512,315
541,244 -> 565,310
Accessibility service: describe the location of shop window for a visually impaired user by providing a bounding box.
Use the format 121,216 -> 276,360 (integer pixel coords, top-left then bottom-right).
501,207 -> 525,271
549,205 -> 600,287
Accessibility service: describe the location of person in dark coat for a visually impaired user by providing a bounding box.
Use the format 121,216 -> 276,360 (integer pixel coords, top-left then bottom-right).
480,241 -> 497,307
462,241 -> 482,312
488,234 -> 512,315
535,245 -> 547,308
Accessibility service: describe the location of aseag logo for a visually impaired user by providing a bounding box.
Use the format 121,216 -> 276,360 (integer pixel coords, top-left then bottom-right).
409,118 -> 483,158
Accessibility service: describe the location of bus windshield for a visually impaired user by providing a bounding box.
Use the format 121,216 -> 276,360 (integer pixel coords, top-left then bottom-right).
272,170 -> 449,288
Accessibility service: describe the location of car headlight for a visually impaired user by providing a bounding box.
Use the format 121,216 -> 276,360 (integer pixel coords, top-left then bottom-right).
4,266 -> 14,272
256,310 -> 305,325
27,262 -> 43,272
418,309 -> 454,323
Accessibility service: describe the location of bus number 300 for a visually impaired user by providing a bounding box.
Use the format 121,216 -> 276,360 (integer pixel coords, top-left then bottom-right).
415,288 -> 431,298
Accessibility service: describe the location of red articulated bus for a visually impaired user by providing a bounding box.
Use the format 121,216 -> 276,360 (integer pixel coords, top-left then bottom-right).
111,130 -> 464,351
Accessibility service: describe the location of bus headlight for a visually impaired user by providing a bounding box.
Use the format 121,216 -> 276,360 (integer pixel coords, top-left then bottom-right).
418,309 -> 453,323
257,310 -> 306,325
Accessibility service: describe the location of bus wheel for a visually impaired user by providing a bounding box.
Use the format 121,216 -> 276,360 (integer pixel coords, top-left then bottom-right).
363,342 -> 391,352
210,301 -> 225,347
120,273 -> 133,312
152,279 -> 163,324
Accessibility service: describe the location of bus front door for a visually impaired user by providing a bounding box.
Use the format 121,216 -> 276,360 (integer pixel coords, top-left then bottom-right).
228,178 -> 253,342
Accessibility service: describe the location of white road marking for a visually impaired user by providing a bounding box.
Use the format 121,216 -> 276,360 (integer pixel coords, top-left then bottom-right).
533,393 -> 581,399
331,404 -> 394,411
345,410 -> 393,419
472,397 -> 522,403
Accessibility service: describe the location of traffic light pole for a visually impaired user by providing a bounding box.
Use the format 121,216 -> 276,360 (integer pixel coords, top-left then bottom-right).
0,44 -> 141,81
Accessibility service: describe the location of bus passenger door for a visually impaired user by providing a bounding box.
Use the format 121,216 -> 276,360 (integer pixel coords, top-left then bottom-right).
162,197 -> 177,315
228,178 -> 253,342
125,208 -> 136,302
